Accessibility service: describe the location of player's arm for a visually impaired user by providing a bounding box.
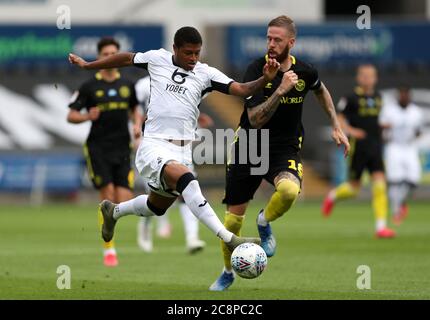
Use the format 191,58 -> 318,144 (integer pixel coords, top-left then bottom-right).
313,83 -> 350,156
247,71 -> 298,129
338,112 -> 367,140
67,85 -> 100,123
229,59 -> 280,97
130,106 -> 143,139
69,52 -> 135,70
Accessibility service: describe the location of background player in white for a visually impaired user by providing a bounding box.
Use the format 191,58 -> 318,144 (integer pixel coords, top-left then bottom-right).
379,86 -> 424,225
69,26 -> 281,258
135,76 -> 209,254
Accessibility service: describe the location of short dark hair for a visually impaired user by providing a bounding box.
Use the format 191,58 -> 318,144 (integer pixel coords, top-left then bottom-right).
174,26 -> 202,48
97,37 -> 120,53
357,63 -> 377,74
268,15 -> 296,37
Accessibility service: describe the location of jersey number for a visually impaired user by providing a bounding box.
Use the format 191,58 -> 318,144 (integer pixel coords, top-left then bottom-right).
288,160 -> 303,178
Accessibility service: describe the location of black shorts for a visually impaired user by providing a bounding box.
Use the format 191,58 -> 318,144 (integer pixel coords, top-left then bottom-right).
83,143 -> 133,190
223,143 -> 303,206
348,139 -> 384,181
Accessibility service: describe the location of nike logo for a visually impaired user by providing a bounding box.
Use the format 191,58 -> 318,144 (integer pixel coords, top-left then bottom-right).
198,200 -> 208,207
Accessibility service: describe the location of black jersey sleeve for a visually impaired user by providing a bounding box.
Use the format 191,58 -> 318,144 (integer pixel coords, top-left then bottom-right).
68,82 -> 91,111
243,60 -> 266,109
308,64 -> 321,91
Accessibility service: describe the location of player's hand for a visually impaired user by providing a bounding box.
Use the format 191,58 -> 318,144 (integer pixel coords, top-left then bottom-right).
198,113 -> 214,128
88,107 -> 100,121
332,126 -> 350,157
349,128 -> 367,140
69,53 -> 88,68
277,70 -> 298,95
263,58 -> 280,82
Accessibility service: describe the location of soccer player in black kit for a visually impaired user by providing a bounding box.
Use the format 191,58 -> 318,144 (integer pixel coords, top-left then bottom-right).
321,64 -> 396,238
67,37 -> 141,267
210,15 -> 350,291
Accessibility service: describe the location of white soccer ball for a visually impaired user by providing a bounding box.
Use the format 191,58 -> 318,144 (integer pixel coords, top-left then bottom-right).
231,243 -> 268,279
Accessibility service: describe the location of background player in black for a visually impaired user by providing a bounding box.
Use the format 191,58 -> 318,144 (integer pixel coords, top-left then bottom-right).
321,64 -> 396,238
210,15 -> 350,291
67,37 -> 141,267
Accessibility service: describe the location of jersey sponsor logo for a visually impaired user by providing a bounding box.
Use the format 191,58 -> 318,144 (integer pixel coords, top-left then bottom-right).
171,68 -> 189,84
119,86 -> 130,98
295,79 -> 306,92
278,96 -> 304,104
97,101 -> 129,111
165,83 -> 188,95
95,90 -> 104,98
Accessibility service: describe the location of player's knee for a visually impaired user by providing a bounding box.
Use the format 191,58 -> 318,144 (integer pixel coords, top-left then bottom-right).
277,179 -> 300,203
176,172 -> 196,194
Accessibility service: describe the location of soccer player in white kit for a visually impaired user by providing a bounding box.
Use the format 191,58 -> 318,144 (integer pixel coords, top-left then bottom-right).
135,76 -> 208,254
69,27 -> 281,256
379,87 -> 423,225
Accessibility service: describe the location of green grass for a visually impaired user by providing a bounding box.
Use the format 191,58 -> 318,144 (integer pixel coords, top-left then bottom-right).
0,200 -> 429,300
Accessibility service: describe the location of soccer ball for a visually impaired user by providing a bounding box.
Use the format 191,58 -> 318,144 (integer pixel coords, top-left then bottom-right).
231,243 -> 267,279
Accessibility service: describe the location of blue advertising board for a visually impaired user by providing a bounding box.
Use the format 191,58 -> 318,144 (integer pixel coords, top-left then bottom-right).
0,154 -> 83,192
0,25 -> 163,66
227,22 -> 430,68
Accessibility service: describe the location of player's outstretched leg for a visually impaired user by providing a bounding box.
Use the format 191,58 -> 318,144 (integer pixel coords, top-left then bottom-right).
257,178 -> 299,257
322,182 -> 358,217
99,194 -> 166,243
209,211 -> 244,291
176,172 -> 260,249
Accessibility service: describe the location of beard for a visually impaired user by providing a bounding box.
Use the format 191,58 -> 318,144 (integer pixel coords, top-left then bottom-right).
268,45 -> 289,63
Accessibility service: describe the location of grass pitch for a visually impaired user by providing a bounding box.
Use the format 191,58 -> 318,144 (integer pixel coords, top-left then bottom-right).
0,200 -> 429,300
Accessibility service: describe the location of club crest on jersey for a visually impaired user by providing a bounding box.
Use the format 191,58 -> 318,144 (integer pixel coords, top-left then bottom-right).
119,86 -> 130,98
295,79 -> 306,92
171,68 -> 189,84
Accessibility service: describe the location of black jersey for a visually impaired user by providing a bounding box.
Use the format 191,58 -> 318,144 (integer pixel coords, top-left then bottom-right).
69,72 -> 138,149
238,55 -> 321,148
337,86 -> 383,144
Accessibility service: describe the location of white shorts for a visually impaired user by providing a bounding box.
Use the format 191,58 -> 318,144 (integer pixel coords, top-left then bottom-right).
384,144 -> 421,184
135,137 -> 193,197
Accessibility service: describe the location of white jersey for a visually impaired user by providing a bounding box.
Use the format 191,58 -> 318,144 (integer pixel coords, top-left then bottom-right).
379,102 -> 423,146
133,48 -> 234,140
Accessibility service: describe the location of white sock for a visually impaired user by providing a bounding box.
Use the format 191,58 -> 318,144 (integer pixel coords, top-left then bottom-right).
257,210 -> 268,227
114,195 -> 156,220
103,248 -> 116,256
389,184 -> 403,215
138,216 -> 152,241
156,211 -> 171,232
376,218 -> 386,231
181,180 -> 233,242
179,202 -> 199,243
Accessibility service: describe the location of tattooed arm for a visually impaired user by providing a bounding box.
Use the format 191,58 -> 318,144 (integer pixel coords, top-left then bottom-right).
247,70 -> 298,129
